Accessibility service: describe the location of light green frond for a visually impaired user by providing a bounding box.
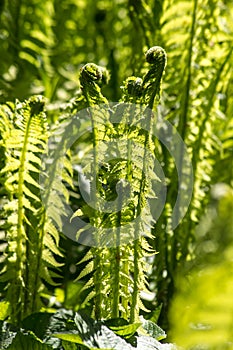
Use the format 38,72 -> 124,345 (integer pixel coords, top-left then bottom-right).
43,234 -> 63,257
42,249 -> 63,267
77,250 -> 93,265
0,96 -> 64,323
82,290 -> 96,306
39,265 -> 60,287
80,277 -> 94,292
75,260 -> 94,282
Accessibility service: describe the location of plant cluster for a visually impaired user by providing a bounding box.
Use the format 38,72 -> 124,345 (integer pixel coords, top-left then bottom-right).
0,47 -> 174,349
0,0 -> 233,349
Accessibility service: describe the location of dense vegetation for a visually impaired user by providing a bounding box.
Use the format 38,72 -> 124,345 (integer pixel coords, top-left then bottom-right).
0,0 -> 233,349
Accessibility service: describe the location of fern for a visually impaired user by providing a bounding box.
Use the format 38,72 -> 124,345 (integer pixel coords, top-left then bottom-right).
0,96 -> 63,324
72,47 -> 166,322
148,0 -> 233,327
0,0 -> 56,102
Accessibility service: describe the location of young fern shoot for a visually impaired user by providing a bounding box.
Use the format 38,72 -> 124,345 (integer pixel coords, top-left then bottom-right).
78,63 -> 112,319
74,47 -> 167,322
123,46 -> 167,322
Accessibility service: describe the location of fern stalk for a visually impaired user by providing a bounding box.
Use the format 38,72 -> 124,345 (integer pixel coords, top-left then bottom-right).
15,114 -> 31,321
80,63 -> 109,319
111,193 -> 125,318
122,47 -> 167,322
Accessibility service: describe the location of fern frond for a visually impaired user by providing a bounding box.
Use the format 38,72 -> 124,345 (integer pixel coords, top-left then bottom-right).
75,260 -> 94,282
80,63 -> 109,106
73,47 -> 165,322
150,0 -> 233,327
0,0 -> 56,100
0,96 -> 63,323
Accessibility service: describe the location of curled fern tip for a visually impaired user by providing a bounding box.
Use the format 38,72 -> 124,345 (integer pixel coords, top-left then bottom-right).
80,63 -> 109,87
123,76 -> 143,98
28,95 -> 46,116
145,46 -> 167,66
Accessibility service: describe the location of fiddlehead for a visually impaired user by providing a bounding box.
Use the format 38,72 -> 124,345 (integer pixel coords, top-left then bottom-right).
127,46 -> 166,322
74,47 -> 166,322
80,63 -> 109,106
142,46 -> 167,109
78,63 -> 111,319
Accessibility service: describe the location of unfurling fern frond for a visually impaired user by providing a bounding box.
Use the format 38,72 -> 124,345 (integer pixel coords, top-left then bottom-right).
74,47 -> 166,322
80,63 -> 109,106
122,46 -> 166,323
0,96 -> 63,324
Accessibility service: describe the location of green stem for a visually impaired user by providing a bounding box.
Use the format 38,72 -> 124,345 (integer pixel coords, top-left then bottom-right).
16,109 -> 33,322
111,181 -> 125,318
130,117 -> 151,323
111,244 -> 120,318
120,48 -> 166,321
30,210 -> 46,314
90,109 -> 102,320
130,239 -> 140,323
121,247 -> 129,319
130,46 -> 166,323
80,63 -> 109,319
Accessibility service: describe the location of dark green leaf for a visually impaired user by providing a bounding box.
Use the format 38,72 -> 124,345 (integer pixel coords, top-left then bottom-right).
105,318 -> 141,339
7,331 -> 53,350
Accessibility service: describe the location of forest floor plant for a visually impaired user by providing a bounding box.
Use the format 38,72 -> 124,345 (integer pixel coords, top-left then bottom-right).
0,47 -> 176,349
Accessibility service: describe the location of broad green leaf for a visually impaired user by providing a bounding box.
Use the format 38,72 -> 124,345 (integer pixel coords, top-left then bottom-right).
109,323 -> 141,338
74,313 -> 133,349
22,309 -> 75,349
53,332 -> 83,343
105,318 -> 141,339
7,331 -> 53,350
22,312 -> 54,340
